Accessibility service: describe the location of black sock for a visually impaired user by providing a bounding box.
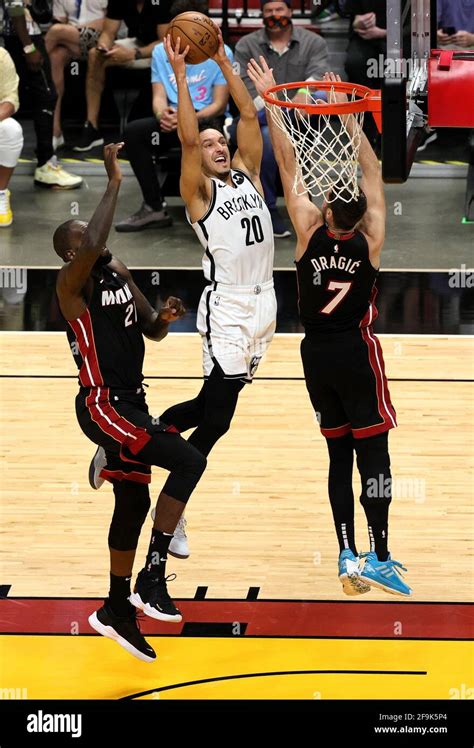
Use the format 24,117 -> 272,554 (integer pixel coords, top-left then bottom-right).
107,573 -> 134,617
326,435 -> 358,556
355,433 -> 392,563
144,528 -> 173,576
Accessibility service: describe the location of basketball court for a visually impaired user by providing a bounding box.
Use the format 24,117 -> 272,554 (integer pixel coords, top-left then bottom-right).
0,0 -> 473,738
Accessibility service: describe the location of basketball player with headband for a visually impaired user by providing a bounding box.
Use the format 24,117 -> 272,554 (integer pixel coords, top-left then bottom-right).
247,59 -> 412,597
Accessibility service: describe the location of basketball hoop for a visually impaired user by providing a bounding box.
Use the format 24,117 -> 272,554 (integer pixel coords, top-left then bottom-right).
262,81 -> 381,202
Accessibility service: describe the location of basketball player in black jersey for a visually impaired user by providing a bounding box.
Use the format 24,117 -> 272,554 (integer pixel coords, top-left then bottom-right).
248,63 -> 411,597
54,143 -> 208,662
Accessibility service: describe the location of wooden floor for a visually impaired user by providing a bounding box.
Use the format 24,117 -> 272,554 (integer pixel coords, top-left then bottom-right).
0,332 -> 473,602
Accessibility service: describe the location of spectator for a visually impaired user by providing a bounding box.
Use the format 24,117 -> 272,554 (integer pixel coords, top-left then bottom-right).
0,47 -> 24,226
45,0 -> 108,151
234,0 -> 328,237
71,0 -> 172,152
1,0 -> 83,188
344,1 -> 387,90
437,0 -> 474,48
115,0 -> 232,232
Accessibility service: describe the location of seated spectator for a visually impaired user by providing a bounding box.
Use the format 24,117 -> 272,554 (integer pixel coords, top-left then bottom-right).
234,0 -> 328,237
437,0 -> 474,48
71,0 -> 172,152
344,1 -> 387,89
2,0 -> 82,189
115,0 -> 232,232
45,0 -> 108,151
0,47 -> 24,226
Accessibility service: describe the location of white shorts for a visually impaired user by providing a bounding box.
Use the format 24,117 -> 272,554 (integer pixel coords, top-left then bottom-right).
196,279 -> 277,383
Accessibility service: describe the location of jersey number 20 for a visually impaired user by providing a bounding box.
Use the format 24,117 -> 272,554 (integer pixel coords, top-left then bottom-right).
241,216 -> 264,246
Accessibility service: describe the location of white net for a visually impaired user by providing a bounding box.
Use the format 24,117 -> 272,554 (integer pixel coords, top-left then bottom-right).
265,85 -> 367,203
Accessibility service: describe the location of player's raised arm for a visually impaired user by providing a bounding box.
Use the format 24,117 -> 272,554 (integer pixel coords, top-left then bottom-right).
357,130 -> 386,259
211,30 -> 263,183
323,71 -> 386,261
55,143 -> 123,307
163,34 -> 209,213
247,56 -> 322,246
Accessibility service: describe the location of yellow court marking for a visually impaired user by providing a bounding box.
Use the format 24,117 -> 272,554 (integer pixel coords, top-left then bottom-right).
1,636 -> 472,700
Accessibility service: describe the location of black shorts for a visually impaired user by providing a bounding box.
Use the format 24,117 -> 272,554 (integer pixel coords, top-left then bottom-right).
76,386 -> 178,485
300,326 -> 397,439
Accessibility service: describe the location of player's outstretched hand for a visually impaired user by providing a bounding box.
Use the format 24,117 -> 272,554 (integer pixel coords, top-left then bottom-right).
159,296 -> 186,323
323,72 -> 348,104
247,56 -> 275,97
163,34 -> 190,77
103,143 -> 124,182
212,28 -> 229,66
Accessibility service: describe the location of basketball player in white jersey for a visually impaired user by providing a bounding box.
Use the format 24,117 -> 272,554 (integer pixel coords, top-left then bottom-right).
248,60 -> 411,598
146,31 -> 276,547
88,30 -> 277,556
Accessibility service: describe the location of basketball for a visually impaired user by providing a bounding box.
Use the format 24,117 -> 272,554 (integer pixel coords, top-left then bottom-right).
168,12 -> 220,65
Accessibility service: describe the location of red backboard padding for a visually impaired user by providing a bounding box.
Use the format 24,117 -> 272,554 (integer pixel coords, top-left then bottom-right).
428,50 -> 474,128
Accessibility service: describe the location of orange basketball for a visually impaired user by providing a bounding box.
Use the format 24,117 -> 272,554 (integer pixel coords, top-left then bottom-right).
168,12 -> 220,65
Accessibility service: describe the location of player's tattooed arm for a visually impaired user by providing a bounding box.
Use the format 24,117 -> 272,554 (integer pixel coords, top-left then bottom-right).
109,258 -> 186,341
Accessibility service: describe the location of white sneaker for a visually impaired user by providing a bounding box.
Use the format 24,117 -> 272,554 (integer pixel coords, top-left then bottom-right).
34,156 -> 82,189
88,445 -> 107,489
0,189 -> 13,227
150,509 -> 190,559
52,134 -> 65,151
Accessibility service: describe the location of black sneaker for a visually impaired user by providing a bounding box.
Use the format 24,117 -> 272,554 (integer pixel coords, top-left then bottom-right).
416,128 -> 438,152
88,603 -> 156,663
115,202 -> 173,232
72,122 -> 104,152
129,569 -> 182,622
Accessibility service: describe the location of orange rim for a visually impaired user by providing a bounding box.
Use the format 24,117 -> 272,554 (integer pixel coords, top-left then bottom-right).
262,81 -> 381,116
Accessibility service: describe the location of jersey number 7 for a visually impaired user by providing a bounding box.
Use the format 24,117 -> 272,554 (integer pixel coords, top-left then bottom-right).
319,280 -> 352,315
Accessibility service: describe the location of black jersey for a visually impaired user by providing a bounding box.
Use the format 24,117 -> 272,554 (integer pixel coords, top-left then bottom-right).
66,264 -> 144,389
295,225 -> 378,333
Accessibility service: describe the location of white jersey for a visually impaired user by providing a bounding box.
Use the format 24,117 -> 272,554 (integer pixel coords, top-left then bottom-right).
189,169 -> 274,286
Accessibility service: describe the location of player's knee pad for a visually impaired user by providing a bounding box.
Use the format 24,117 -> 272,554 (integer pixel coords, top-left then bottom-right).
108,481 -> 151,551
355,433 -> 392,509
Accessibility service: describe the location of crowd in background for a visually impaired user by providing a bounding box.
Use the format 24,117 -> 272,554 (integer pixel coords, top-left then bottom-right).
0,0 -> 473,231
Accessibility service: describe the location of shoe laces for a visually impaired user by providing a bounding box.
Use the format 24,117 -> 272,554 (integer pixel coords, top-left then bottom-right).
174,516 -> 187,540
361,553 -> 408,575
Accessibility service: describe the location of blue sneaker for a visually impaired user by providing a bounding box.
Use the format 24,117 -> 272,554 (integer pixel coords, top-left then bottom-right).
360,552 -> 412,597
338,549 -> 371,596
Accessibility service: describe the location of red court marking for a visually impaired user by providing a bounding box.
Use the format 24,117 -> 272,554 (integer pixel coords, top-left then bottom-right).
0,598 -> 472,639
